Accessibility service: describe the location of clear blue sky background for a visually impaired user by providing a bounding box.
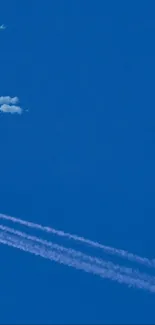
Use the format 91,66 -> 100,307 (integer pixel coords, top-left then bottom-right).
0,0 -> 155,323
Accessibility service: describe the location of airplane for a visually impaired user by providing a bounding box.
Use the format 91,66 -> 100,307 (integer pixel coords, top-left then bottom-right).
0,25 -> 6,30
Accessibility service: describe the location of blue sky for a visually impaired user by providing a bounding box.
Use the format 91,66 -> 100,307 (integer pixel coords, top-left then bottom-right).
0,0 -> 155,323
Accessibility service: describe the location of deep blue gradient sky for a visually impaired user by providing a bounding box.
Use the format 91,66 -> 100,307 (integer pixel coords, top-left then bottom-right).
0,1 -> 155,323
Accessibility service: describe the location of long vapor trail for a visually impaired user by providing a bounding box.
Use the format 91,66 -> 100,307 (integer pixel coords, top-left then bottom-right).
0,213 -> 154,268
0,224 -> 154,284
0,228 -> 155,293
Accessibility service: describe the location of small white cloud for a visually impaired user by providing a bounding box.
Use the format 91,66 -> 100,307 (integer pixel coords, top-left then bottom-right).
0,96 -> 25,115
0,96 -> 19,105
0,104 -> 22,114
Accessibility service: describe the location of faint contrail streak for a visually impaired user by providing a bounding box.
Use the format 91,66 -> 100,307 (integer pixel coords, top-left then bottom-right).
1,224 -> 155,284
0,213 -> 154,268
0,229 -> 155,293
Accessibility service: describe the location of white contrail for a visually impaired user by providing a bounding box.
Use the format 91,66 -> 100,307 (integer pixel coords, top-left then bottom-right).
1,224 -> 155,284
0,213 -> 154,268
0,229 -> 155,293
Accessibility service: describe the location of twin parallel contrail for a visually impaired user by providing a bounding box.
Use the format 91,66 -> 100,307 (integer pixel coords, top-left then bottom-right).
0,223 -> 155,284
1,229 -> 155,293
0,213 -> 155,293
0,213 -> 154,268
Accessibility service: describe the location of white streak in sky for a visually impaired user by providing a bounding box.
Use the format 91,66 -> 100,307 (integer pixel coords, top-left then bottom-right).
0,223 -> 155,284
0,229 -> 155,293
0,213 -> 154,268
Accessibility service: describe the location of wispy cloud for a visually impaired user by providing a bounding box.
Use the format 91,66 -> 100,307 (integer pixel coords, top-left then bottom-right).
0,104 -> 22,114
0,96 -> 23,114
0,96 -> 19,105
